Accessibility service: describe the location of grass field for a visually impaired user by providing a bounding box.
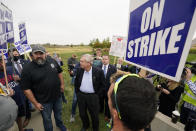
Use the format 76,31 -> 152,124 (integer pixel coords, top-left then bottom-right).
46,46 -> 196,131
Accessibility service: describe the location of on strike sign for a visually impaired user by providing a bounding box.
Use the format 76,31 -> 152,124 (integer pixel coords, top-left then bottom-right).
125,0 -> 196,81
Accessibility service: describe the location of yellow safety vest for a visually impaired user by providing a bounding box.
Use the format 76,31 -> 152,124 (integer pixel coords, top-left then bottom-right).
182,75 -> 196,107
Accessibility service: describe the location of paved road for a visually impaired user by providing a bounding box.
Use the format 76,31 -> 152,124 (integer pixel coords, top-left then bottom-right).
25,110 -> 60,131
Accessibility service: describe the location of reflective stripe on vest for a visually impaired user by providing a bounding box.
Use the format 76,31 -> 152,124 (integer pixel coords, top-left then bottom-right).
183,75 -> 196,107
184,91 -> 196,100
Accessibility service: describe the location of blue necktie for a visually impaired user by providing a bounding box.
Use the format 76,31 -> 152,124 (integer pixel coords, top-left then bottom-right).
104,65 -> 107,77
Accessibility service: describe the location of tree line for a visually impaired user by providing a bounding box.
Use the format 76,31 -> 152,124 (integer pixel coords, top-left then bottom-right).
89,37 -> 111,49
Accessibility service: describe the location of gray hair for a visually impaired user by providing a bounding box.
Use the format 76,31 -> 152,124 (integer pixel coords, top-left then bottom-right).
81,54 -> 94,65
118,57 -> 123,61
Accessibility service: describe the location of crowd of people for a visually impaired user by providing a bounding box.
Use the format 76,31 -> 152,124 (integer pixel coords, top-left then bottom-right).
0,45 -> 65,131
0,46 -> 195,131
68,48 -> 196,131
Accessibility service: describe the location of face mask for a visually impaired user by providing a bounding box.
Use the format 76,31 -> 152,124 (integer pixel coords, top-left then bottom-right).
13,56 -> 20,61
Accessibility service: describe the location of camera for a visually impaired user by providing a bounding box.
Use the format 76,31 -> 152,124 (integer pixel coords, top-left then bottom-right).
186,62 -> 196,74
155,82 -> 167,92
181,67 -> 189,80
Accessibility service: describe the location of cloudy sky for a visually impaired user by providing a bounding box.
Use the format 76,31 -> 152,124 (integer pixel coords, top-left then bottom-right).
2,0 -> 196,45
2,0 -> 130,45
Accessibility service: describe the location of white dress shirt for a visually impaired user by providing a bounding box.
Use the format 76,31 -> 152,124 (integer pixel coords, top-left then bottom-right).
80,67 -> 95,93
102,64 -> 109,75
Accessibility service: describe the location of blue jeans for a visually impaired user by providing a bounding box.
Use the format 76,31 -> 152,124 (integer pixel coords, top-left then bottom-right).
71,77 -> 75,85
40,97 -> 66,131
71,89 -> 77,116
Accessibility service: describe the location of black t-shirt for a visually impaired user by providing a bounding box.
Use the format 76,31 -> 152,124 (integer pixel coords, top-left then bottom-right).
20,57 -> 62,103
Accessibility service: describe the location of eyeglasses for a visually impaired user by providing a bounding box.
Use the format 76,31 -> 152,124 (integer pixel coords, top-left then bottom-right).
114,74 -> 140,119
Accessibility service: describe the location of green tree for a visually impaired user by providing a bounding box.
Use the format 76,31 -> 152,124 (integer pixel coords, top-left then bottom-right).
89,37 -> 111,49
102,37 -> 111,48
89,39 -> 96,47
93,38 -> 101,48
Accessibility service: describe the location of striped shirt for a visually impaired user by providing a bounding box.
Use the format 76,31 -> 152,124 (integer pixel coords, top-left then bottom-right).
186,80 -> 196,95
184,79 -> 196,111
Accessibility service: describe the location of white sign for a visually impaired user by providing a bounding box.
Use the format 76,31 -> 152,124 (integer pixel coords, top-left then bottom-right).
14,41 -> 32,55
109,36 -> 127,58
18,22 -> 28,45
0,3 -> 14,53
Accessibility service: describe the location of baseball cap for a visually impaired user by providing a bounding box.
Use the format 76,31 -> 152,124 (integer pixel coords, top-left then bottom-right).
32,45 -> 46,53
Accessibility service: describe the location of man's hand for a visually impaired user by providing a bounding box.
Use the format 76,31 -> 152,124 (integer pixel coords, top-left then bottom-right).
8,88 -> 15,96
70,71 -> 74,75
185,68 -> 192,81
161,88 -> 170,95
23,89 -> 42,111
13,75 -> 21,81
60,85 -> 64,93
34,103 -> 44,111
58,73 -> 65,93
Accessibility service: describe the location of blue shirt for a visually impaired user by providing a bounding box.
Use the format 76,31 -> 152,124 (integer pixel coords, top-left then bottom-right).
80,67 -> 95,93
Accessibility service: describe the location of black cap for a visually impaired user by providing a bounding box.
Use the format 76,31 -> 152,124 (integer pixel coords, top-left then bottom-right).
32,45 -> 46,53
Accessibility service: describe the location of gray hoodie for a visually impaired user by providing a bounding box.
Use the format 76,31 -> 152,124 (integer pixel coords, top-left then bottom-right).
0,96 -> 18,131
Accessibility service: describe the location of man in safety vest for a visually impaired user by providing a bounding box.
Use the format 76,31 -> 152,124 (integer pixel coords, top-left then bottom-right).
180,65 -> 196,130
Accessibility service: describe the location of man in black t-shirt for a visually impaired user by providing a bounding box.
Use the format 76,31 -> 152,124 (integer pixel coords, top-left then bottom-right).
20,45 -> 66,131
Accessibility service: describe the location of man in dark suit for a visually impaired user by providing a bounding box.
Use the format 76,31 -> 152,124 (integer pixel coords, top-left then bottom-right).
75,54 -> 105,131
101,55 -> 117,121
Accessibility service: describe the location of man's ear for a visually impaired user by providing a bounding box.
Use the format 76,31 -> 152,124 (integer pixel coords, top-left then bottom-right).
112,108 -> 120,120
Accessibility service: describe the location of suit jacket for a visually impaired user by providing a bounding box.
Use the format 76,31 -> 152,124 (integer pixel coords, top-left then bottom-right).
7,59 -> 29,76
75,66 -> 105,95
102,64 -> 117,92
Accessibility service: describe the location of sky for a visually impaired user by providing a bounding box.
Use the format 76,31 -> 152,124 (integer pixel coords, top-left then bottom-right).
2,0 -> 130,45
2,0 -> 196,45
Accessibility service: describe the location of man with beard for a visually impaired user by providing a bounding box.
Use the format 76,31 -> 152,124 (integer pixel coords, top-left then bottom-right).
20,45 -> 66,131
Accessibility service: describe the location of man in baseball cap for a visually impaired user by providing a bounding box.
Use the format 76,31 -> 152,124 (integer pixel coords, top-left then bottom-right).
21,45 -> 67,131
31,45 -> 47,66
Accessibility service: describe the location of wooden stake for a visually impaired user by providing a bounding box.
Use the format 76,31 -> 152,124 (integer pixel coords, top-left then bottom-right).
1,50 -> 9,89
113,56 -> 117,65
22,45 -> 27,60
27,53 -> 32,61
